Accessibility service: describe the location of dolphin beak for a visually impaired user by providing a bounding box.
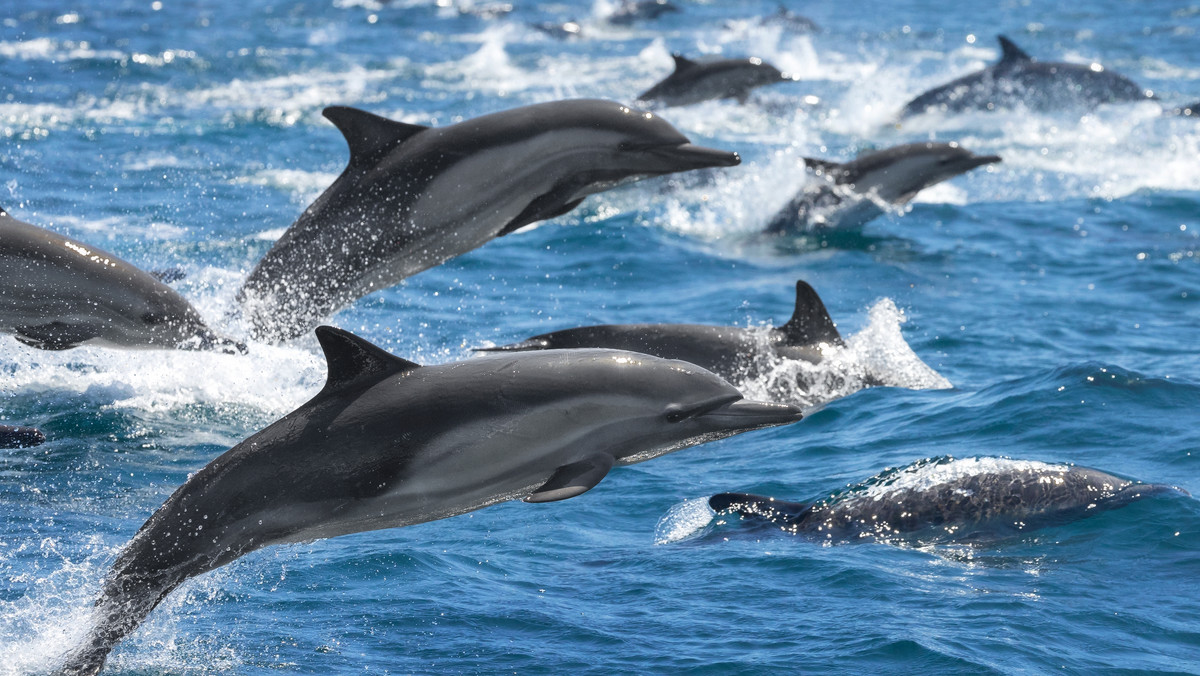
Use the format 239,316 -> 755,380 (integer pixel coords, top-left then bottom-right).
967,154 -> 1002,170
703,399 -> 804,430
654,143 -> 742,170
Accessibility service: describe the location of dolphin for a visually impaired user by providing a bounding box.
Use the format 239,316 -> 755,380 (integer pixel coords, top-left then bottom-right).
608,0 -> 678,25
477,280 -> 846,393
706,457 -> 1186,544
0,424 -> 45,448
899,35 -> 1155,119
58,326 -> 802,674
237,100 -> 740,343
763,142 -> 1001,234
0,207 -> 244,353
759,5 -> 819,33
637,54 -> 793,107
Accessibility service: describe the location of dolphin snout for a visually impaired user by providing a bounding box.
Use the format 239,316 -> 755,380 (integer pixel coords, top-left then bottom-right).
703,399 -> 804,430
966,154 -> 1003,170
655,143 -> 742,170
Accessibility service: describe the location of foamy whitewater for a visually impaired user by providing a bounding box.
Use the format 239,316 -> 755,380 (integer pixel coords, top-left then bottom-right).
2,0 -> 1199,673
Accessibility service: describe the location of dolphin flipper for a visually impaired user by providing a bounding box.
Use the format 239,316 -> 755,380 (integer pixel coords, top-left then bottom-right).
498,197 -> 585,236
777,280 -> 843,347
525,453 -> 615,503
14,322 -> 99,350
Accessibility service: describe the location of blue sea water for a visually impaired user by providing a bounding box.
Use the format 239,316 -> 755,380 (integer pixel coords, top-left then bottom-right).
2,0 -> 1200,673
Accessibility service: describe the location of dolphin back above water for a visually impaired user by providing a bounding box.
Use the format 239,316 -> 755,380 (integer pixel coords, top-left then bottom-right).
899,35 -> 1154,119
0,424 -> 45,448
708,457 -> 1184,543
59,327 -> 801,674
237,99 -> 740,342
763,143 -> 1001,234
637,54 -> 791,107
477,280 -> 844,388
0,207 -> 243,352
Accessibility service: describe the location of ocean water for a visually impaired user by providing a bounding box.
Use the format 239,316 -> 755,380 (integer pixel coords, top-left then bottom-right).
2,0 -> 1199,673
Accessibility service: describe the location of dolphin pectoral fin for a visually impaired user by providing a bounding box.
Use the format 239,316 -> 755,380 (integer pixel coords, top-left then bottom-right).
777,280 -> 843,346
525,453 -> 615,503
315,326 -> 422,395
322,106 -> 430,165
499,197 -> 585,236
13,322 -> 98,350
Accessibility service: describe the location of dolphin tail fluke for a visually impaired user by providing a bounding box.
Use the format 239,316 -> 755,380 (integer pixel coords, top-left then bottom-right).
473,338 -> 552,352
777,280 -> 843,347
58,560 -> 185,676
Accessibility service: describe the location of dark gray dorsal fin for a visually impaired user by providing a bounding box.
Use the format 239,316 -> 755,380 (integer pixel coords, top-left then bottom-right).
672,53 -> 698,72
315,326 -> 420,394
777,280 -> 843,346
802,157 -> 844,178
322,106 -> 429,165
996,35 -> 1032,66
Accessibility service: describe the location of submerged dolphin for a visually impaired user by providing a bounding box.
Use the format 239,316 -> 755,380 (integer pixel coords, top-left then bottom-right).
705,457 -> 1185,544
0,207 -> 243,352
59,326 -> 802,674
0,424 -> 45,448
478,280 -> 845,394
763,142 -> 1000,234
899,35 -> 1154,119
637,54 -> 793,107
238,100 -> 740,342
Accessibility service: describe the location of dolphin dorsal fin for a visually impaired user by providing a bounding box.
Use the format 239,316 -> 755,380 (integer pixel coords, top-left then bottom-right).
322,106 -> 429,165
777,280 -> 843,346
996,35 -> 1032,67
671,53 -> 698,72
315,326 -> 421,394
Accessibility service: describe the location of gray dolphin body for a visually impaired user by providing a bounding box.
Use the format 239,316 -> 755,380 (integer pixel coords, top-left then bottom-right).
59,327 -> 802,674
708,457 -> 1184,543
0,208 -> 243,352
763,142 -> 1001,234
637,54 -> 792,107
0,424 -> 45,448
900,35 -> 1154,119
238,100 -> 739,342
478,280 -> 844,391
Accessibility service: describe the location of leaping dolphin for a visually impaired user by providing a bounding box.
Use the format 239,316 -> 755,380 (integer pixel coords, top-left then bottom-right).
58,326 -> 802,674
636,54 -> 794,107
0,207 -> 244,353
899,35 -> 1155,119
0,424 -> 45,448
237,100 -> 740,342
705,457 -> 1185,544
477,280 -> 848,395
763,142 -> 1001,234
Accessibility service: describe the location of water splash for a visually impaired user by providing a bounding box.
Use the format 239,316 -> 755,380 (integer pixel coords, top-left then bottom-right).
737,298 -> 951,410
653,497 -> 716,545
